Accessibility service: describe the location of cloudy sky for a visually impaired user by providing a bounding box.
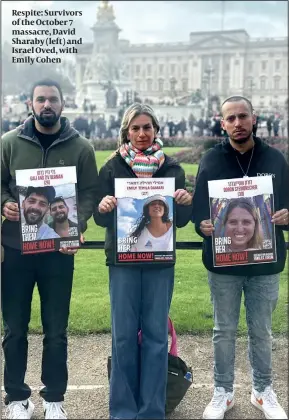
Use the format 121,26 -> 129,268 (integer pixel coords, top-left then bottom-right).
2,0 -> 288,44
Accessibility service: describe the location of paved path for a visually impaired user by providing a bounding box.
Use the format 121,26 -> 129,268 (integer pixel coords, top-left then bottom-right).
1,335 -> 288,419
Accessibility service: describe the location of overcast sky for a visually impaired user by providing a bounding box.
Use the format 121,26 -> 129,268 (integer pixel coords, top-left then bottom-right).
2,0 -> 288,44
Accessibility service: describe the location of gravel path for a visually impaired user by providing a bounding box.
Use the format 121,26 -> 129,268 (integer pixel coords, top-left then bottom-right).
1,334 -> 288,419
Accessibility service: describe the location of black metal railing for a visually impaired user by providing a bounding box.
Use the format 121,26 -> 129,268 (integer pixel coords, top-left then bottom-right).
80,241 -> 289,250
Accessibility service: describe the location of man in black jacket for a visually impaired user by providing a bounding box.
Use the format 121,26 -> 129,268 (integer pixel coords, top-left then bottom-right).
193,96 -> 288,420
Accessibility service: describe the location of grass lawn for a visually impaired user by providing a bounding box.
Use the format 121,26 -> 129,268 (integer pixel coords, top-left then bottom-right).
29,149 -> 288,335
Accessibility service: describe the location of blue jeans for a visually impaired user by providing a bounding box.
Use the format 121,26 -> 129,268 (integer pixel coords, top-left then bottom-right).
109,266 -> 174,420
208,271 -> 279,393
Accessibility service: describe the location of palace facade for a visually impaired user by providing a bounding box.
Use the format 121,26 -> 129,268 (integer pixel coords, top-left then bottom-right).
75,1 -> 287,112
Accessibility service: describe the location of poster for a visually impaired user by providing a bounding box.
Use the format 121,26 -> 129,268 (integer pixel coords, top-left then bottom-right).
115,178 -> 175,264
208,176 -> 276,267
16,166 -> 80,254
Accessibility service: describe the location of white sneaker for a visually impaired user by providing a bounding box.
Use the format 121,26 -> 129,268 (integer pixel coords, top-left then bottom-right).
6,399 -> 34,419
43,402 -> 67,419
203,387 -> 234,419
251,386 -> 288,419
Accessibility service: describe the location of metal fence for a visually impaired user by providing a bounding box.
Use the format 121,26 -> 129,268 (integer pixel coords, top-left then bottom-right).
81,241 -> 289,250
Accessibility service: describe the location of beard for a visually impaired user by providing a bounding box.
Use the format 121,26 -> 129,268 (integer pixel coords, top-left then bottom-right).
230,130 -> 253,145
24,208 -> 43,225
32,105 -> 61,128
54,212 -> 68,223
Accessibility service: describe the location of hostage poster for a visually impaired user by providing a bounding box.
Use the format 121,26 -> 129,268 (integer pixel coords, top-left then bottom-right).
16,166 -> 80,254
115,178 -> 175,264
208,176 -> 276,267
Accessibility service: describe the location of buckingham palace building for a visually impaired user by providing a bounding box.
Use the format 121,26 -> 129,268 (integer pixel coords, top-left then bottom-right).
75,1 -> 288,113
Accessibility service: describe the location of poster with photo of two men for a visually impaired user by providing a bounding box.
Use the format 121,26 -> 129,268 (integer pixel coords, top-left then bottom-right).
16,166 -> 80,254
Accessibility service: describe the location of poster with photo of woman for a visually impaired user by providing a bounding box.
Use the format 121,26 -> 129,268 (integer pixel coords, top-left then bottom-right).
115,177 -> 175,264
208,175 -> 277,267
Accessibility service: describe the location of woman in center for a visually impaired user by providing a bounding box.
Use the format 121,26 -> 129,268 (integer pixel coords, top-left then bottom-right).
130,194 -> 173,252
94,103 -> 193,419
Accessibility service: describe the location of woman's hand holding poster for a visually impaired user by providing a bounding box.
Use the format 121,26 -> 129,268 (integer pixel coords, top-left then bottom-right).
208,175 -> 276,267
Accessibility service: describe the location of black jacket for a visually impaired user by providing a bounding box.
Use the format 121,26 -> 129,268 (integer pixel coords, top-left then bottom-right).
193,136 -> 289,276
94,152 -> 193,266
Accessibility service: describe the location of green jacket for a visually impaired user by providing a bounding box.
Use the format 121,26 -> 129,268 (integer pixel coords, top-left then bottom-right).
1,116 -> 98,249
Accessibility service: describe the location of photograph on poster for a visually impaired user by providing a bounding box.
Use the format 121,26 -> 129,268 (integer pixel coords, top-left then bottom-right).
115,177 -> 175,264
16,166 -> 80,254
208,176 -> 276,267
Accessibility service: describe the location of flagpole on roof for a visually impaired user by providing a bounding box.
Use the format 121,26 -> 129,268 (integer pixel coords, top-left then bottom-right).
221,0 -> 225,31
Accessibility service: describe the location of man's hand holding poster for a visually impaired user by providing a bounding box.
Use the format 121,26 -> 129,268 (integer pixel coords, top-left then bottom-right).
208,175 -> 276,267
16,166 -> 80,254
115,177 -> 175,264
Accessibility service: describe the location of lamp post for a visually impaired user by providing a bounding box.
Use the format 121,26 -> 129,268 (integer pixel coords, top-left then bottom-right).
249,78 -> 255,100
203,65 -> 215,119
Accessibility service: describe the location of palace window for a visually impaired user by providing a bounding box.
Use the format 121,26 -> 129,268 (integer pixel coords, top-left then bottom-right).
261,60 -> 267,71
170,78 -> 177,91
158,79 -> 164,92
275,60 -> 280,71
147,64 -> 152,76
135,65 -> 141,76
170,63 -> 176,74
274,76 -> 281,90
159,64 -> 164,75
260,76 -> 267,90
183,63 -> 188,74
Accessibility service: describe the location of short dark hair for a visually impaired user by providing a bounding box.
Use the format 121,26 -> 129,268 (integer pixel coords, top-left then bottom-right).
221,96 -> 253,114
30,78 -> 63,102
25,186 -> 56,204
50,196 -> 67,207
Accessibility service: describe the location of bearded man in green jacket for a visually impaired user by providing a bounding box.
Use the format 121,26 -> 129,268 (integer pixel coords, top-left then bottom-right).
1,78 -> 99,420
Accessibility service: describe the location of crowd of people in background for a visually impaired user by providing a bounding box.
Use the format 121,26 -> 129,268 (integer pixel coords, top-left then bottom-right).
2,93 -> 287,140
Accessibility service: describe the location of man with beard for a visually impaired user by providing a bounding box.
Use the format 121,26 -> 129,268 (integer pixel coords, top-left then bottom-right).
1,79 -> 98,420
22,186 -> 60,240
49,197 -> 78,237
193,96 -> 288,420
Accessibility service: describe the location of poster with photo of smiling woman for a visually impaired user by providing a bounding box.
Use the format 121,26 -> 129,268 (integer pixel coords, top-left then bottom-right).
115,177 -> 175,264
208,175 -> 277,267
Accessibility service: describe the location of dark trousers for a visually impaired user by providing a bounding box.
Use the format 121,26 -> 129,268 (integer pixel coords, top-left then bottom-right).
1,246 -> 74,403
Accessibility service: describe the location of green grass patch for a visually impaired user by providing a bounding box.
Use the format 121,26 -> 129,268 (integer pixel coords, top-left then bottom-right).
28,149 -> 288,335
30,220 -> 288,336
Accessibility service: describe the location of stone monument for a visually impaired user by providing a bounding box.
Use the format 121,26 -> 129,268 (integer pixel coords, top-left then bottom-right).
77,0 -> 132,111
